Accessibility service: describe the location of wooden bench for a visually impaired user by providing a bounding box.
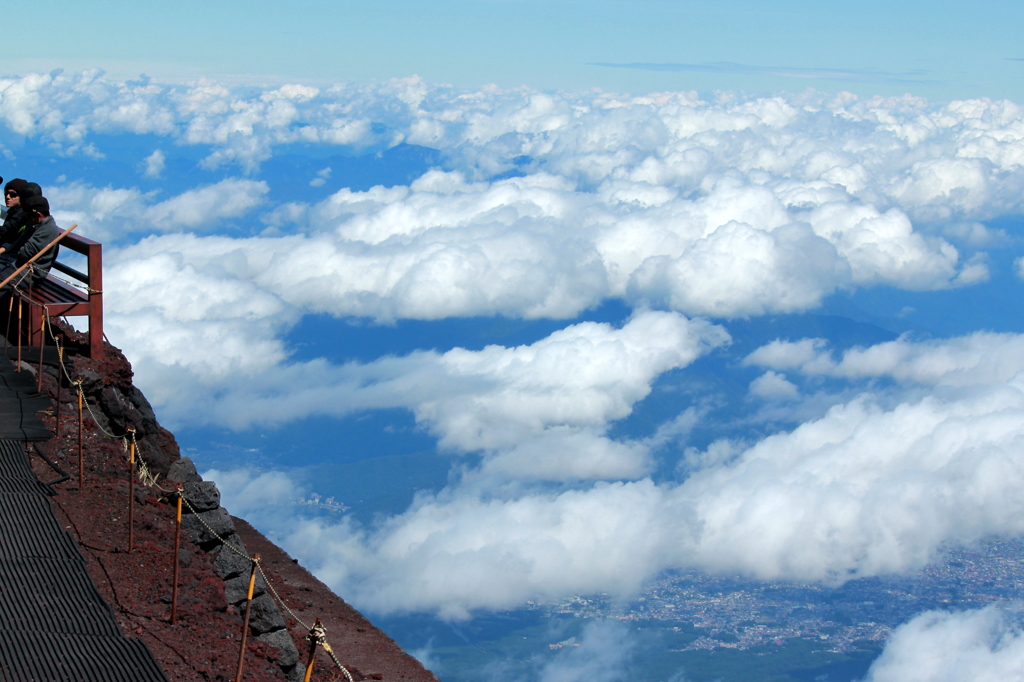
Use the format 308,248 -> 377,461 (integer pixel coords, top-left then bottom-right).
17,232 -> 103,359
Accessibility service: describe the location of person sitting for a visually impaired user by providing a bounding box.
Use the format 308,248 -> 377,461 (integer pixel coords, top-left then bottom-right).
0,195 -> 60,291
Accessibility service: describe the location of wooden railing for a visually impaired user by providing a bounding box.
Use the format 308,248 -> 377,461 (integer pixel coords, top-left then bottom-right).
22,232 -> 104,359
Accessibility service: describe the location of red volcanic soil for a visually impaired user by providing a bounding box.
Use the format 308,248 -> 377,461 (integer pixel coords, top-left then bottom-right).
25,328 -> 440,682
234,517 -> 437,682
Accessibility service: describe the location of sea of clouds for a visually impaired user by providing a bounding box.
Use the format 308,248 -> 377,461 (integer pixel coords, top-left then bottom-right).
5,70 -> 1024,677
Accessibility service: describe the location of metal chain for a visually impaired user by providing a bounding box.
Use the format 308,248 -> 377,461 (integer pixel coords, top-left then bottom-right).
178,495 -> 252,560
44,270 -> 102,294
323,645 -> 356,682
258,563 -> 312,631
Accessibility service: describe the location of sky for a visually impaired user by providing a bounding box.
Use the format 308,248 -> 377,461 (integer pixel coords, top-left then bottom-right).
8,1 -> 1024,100
8,3 -> 1024,680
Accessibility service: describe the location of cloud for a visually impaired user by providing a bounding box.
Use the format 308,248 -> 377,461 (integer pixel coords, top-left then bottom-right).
309,166 -> 331,188
142,179 -> 269,230
140,149 -> 165,179
865,606 -> 1024,682
14,72 -> 1024,624
745,332 -> 1024,387
212,349 -> 1024,615
47,178 -> 269,241
118,306 -> 726,483
10,72 -> 1024,332
89,167 -> 969,330
749,370 -> 800,400
538,621 -> 638,682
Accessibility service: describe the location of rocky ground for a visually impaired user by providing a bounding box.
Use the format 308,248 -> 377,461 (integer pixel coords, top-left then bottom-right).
21,323 -> 439,682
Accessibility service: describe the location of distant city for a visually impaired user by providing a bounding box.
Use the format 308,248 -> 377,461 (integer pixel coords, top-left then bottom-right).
538,538 -> 1024,653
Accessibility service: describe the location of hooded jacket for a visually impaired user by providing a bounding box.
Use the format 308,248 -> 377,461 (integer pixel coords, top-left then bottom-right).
11,215 -> 60,279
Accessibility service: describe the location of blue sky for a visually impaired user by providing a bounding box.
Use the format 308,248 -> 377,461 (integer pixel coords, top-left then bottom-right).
8,4 -> 1024,679
14,1 -> 1024,99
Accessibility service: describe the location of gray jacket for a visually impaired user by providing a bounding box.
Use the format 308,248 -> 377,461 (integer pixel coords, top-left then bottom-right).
15,215 -> 60,279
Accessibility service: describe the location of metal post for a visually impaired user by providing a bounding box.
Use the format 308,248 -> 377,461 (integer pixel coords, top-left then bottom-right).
15,296 -> 21,370
303,618 -> 325,682
3,295 -> 11,353
234,555 -> 261,682
55,337 -> 63,438
36,310 -> 45,393
303,643 -> 317,681
127,428 -> 136,553
77,384 -> 84,488
171,484 -> 182,625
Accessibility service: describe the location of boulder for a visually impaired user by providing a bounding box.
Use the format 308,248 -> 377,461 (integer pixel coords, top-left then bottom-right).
257,629 -> 300,672
212,534 -> 252,580
247,593 -> 286,635
181,507 -> 235,548
167,457 -> 203,484
182,481 -> 220,513
224,570 -> 266,605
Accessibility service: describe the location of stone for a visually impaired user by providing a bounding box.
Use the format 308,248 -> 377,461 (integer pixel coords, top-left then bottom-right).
257,629 -> 300,670
98,386 -> 138,432
182,481 -> 220,513
139,432 -> 173,476
167,457 -> 202,484
77,368 -> 103,394
212,534 -> 251,579
181,507 -> 235,548
129,385 -> 162,436
84,397 -> 112,434
247,593 -> 286,636
224,571 -> 266,605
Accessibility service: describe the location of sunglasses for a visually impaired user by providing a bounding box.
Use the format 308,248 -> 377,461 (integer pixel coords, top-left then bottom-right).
4,192 -> 16,198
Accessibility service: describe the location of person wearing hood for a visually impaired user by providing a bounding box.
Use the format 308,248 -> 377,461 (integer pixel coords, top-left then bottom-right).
0,181 -> 42,256
0,178 -> 28,249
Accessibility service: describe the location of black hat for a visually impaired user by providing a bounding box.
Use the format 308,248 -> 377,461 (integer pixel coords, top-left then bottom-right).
18,182 -> 41,203
4,178 -> 26,194
24,196 -> 49,216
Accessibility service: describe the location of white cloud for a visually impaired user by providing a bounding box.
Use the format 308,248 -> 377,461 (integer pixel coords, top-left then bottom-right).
749,370 -> 800,400
143,179 -> 269,230
47,178 -> 269,241
745,332 -> 1024,387
2,71 -> 1023,231
83,165 -> 969,332
210,356 -> 1024,616
866,606 -> 1024,682
141,149 -> 165,179
309,166 -> 331,187
12,73 -> 1023,332
14,71 -> 1024,625
115,305 -> 725,483
539,621 -> 638,682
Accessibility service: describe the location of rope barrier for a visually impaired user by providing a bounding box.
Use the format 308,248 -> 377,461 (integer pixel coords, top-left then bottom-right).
32,313 -> 358,681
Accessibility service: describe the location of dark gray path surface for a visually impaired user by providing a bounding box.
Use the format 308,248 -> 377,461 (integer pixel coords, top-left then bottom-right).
0,362 -> 56,442
0,378 -> 170,682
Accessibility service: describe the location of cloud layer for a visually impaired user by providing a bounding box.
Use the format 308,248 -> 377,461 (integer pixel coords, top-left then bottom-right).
9,74 -> 1024,682
210,331 -> 1024,619
6,72 -> 1024,337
